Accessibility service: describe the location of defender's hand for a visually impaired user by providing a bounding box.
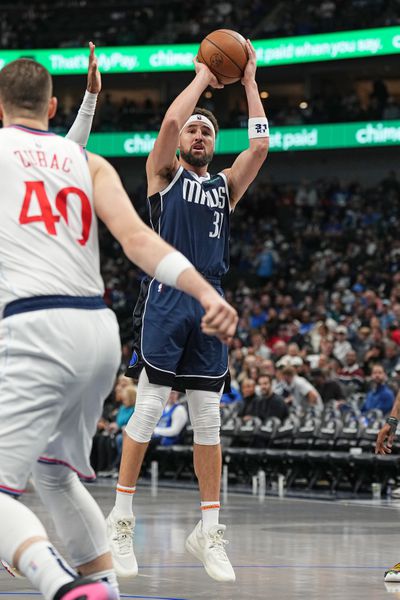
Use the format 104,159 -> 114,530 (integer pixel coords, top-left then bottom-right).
375,423 -> 395,454
87,41 -> 101,94
194,57 -> 224,89
200,292 -> 238,343
241,39 -> 257,86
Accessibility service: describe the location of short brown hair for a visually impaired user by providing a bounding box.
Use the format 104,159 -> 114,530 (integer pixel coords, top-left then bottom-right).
0,59 -> 52,118
193,107 -> 219,136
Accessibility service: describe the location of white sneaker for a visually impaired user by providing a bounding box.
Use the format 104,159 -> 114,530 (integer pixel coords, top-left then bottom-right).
0,558 -> 24,578
106,509 -> 138,577
185,521 -> 236,582
385,562 -> 400,582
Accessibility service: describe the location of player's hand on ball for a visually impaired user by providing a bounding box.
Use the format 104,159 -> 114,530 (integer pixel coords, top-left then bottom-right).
194,58 -> 224,89
87,41 -> 101,94
241,40 -> 257,86
200,294 -> 238,343
375,423 -> 395,454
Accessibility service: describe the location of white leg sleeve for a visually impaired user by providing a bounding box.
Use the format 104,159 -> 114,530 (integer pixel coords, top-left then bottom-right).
0,492 -> 48,564
125,369 -> 171,443
32,462 -> 109,567
186,387 -> 223,445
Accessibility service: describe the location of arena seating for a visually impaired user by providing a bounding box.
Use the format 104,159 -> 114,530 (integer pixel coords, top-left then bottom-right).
2,0 -> 398,48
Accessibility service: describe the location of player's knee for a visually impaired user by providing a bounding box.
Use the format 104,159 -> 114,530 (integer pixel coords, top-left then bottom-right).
190,399 -> 221,445
193,424 -> 220,445
125,400 -> 164,443
33,463 -> 78,492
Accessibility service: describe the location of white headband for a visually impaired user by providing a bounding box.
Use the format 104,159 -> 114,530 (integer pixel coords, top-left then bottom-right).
180,114 -> 216,138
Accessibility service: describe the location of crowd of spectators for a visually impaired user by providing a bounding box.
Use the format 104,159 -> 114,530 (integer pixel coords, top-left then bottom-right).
259,0 -> 400,39
1,0 -> 399,48
89,170 -> 400,473
50,78 -> 399,136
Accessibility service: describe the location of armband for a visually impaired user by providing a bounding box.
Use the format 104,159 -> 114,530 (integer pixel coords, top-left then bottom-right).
386,416 -> 399,434
65,91 -> 98,147
154,251 -> 193,288
248,117 -> 269,139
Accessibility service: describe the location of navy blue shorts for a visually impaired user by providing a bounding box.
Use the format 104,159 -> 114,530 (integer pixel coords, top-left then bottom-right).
126,277 -> 229,393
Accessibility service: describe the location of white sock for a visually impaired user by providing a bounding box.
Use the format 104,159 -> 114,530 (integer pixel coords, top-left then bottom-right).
114,483 -> 135,516
18,540 -> 76,600
88,569 -> 119,598
201,501 -> 220,531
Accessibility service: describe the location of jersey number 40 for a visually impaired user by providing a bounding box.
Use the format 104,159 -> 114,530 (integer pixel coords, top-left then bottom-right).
19,181 -> 92,246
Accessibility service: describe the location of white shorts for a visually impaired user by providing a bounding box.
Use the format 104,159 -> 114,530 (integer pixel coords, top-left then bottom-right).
0,305 -> 121,495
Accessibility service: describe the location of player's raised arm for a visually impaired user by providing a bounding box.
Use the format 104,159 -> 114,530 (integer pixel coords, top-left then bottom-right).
65,41 -> 100,147
89,152 -> 238,342
223,40 -> 269,209
146,60 -> 223,184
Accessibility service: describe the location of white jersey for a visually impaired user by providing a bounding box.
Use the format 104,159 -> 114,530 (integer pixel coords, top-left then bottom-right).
0,125 -> 104,317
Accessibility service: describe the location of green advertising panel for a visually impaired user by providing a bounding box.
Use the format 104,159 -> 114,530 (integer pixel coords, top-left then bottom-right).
85,121 -> 400,157
0,27 -> 399,74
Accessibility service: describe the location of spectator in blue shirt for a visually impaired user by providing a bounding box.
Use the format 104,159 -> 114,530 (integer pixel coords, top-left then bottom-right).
361,364 -> 394,415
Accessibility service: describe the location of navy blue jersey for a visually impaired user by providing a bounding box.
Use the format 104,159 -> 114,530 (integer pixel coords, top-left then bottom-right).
148,167 -> 230,278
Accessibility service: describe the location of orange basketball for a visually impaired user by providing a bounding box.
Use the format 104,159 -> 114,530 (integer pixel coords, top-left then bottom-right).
198,29 -> 248,85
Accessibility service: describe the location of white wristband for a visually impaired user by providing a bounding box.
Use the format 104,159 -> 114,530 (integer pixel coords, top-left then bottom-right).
248,117 -> 269,138
154,251 -> 193,288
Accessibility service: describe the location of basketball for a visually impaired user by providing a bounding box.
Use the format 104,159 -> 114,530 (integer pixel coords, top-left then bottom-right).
198,29 -> 249,85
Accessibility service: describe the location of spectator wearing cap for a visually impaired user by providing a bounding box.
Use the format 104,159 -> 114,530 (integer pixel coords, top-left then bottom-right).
275,366 -> 323,412
360,364 -> 394,415
310,368 -> 345,404
333,325 -> 353,364
276,355 -> 304,370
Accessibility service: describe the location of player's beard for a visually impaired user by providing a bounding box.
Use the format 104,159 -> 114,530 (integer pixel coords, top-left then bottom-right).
180,148 -> 214,167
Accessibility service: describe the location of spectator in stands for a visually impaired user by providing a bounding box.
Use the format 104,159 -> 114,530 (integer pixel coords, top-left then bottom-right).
238,378 -> 259,421
276,366 -> 323,411
257,374 -> 289,423
382,341 -> 400,374
310,368 -> 345,403
250,331 -> 271,359
363,342 -> 385,373
271,340 -> 288,362
250,302 -> 268,329
337,349 -> 365,392
333,325 -> 353,364
353,326 -> 371,363
221,385 -> 242,407
152,391 -> 188,446
360,364 -> 395,415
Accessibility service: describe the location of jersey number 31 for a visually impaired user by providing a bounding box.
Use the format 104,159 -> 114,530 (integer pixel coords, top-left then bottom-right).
19,181 -> 92,246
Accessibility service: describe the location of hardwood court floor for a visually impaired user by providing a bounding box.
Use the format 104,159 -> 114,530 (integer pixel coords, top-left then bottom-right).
1,481 -> 399,599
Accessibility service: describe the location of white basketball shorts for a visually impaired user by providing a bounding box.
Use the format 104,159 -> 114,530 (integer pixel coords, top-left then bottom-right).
0,304 -> 121,495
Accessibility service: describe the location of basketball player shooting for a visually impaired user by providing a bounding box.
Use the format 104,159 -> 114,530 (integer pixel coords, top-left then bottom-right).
107,39 -> 269,583
0,48 -> 237,600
